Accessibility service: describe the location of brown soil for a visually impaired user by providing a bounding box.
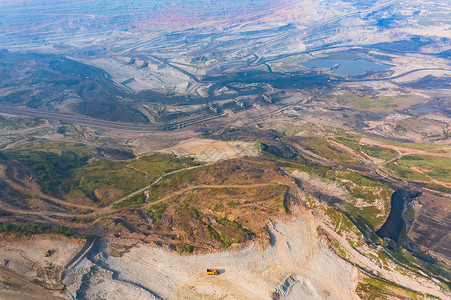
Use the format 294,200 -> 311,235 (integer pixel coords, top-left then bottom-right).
406,192 -> 451,265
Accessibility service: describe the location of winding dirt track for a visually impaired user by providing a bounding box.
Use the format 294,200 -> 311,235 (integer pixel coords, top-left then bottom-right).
144,182 -> 285,209
0,163 -> 94,211
2,132 -> 449,219
359,138 -> 451,188
0,152 -> 287,219
0,171 -> 287,219
359,138 -> 451,159
113,163 -> 211,204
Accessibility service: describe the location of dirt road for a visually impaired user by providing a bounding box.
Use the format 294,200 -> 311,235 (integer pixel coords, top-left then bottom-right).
360,138 -> 451,158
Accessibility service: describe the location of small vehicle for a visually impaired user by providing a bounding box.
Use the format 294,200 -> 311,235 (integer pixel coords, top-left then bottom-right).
206,268 -> 218,275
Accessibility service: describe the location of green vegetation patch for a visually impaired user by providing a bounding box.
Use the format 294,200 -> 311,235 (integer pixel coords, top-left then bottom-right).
66,159 -> 149,205
266,121 -> 317,136
331,129 -> 361,150
355,281 -> 405,299
146,167 -> 205,202
173,206 -> 255,248
327,170 -> 393,229
277,157 -> 331,177
5,140 -> 95,156
148,203 -> 169,223
359,277 -> 424,299
174,243 -> 196,253
345,91 -> 399,111
361,145 -> 398,161
399,155 -> 451,182
1,90 -> 38,106
375,138 -> 447,151
388,155 -> 451,183
387,162 -> 429,181
323,207 -> 364,238
2,143 -> 200,206
345,212 -> 384,243
4,142 -> 94,195
129,153 -> 197,180
427,183 -> 451,193
213,218 -> 256,247
0,116 -> 45,130
112,192 -> 147,209
0,223 -> 85,238
300,137 -> 360,163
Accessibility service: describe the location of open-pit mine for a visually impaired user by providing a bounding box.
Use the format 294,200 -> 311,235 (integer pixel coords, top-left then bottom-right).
0,0 -> 450,299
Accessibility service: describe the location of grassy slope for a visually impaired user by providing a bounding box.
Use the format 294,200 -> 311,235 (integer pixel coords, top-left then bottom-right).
3,141 -> 198,206
389,155 -> 451,183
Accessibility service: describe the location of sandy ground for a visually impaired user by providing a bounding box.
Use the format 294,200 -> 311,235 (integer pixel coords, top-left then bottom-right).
162,138 -> 261,162
0,236 -> 83,298
0,266 -> 64,300
63,213 -> 359,299
0,215 -> 447,299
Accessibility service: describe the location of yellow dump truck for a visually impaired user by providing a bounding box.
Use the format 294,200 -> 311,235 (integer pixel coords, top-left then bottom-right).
45,249 -> 50,257
206,269 -> 218,275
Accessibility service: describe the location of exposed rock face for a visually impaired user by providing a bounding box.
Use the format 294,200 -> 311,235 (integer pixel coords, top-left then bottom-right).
61,216 -> 358,299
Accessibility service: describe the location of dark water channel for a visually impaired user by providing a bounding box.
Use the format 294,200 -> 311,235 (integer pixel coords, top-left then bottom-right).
376,189 -> 420,242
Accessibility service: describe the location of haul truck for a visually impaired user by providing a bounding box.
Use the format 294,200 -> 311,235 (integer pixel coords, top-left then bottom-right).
206,269 -> 218,275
